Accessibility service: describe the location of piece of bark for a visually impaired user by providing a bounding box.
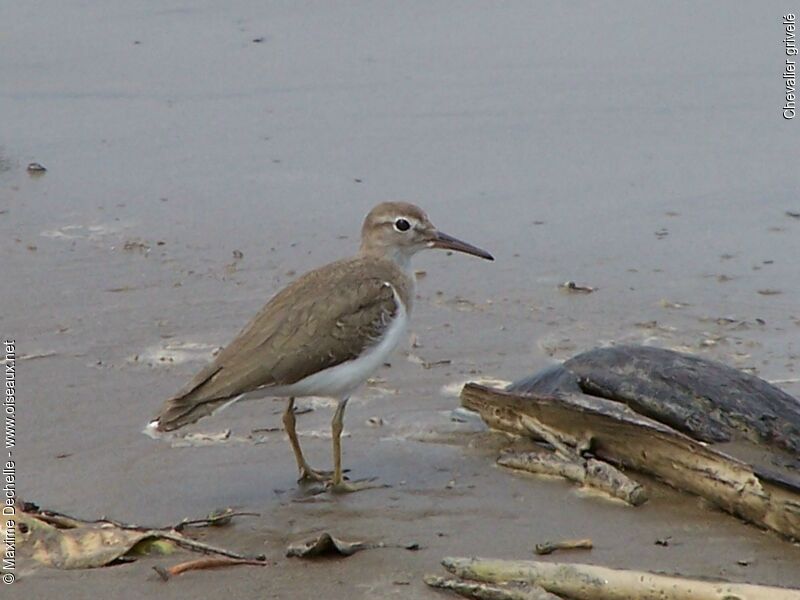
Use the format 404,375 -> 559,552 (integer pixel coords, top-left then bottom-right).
461,384 -> 800,541
441,557 -> 800,600
498,451 -> 647,506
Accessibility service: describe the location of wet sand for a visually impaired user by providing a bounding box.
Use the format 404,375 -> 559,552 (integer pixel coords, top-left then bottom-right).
3,1 -> 800,597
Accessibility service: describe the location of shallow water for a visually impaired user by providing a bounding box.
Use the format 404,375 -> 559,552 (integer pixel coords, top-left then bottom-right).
3,1 -> 799,597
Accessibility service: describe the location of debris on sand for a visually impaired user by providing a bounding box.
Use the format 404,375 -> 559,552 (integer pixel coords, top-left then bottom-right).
407,353 -> 452,369
558,281 -> 596,294
18,351 -> 58,361
659,299 -> 690,309
122,239 -> 151,254
654,536 -> 672,546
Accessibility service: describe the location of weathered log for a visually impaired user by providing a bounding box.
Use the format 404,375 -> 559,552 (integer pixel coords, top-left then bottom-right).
461,384 -> 800,540
437,557 -> 800,600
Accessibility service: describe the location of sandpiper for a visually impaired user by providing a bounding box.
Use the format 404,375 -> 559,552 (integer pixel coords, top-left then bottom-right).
148,202 -> 493,492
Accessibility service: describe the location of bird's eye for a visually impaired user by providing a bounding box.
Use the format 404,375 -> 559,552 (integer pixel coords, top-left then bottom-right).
394,218 -> 411,232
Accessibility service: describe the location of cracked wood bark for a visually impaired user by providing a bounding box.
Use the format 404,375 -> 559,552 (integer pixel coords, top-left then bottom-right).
461,383 -> 800,541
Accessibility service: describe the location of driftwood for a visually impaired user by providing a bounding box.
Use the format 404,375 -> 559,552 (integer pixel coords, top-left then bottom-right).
431,557 -> 800,600
461,384 -> 800,540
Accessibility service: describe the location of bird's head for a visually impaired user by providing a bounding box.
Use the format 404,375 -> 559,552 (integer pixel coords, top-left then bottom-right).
359,201 -> 494,268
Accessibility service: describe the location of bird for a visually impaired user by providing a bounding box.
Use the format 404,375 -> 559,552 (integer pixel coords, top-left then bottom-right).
147,201 -> 493,493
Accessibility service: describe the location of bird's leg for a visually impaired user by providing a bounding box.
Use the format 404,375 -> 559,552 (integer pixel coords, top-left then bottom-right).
282,397 -> 330,482
330,398 -> 349,488
328,397 -> 387,494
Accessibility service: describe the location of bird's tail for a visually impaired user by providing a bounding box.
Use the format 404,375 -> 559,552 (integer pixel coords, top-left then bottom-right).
146,393 -> 240,435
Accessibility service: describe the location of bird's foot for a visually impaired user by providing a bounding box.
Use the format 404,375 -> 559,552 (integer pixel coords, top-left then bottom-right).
297,465 -> 332,483
327,477 -> 390,495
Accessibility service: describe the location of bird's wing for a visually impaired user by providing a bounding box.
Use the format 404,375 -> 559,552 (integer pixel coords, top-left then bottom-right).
153,258 -> 405,430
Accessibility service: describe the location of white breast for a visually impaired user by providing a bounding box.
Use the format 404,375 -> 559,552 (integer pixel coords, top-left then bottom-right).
268,284 -> 408,400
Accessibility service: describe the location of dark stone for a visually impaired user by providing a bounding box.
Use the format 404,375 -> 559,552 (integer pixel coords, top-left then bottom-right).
509,345 -> 800,455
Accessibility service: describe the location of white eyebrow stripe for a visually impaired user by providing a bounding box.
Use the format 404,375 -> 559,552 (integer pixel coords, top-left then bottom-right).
381,216 -> 421,227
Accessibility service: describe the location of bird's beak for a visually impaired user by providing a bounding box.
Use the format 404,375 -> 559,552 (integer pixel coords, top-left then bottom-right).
431,231 -> 494,260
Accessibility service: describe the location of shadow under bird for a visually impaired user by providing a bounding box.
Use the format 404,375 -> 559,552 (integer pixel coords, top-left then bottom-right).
147,201 -> 493,493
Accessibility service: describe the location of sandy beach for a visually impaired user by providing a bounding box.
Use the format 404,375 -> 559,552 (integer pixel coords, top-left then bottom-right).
2,2 -> 799,597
